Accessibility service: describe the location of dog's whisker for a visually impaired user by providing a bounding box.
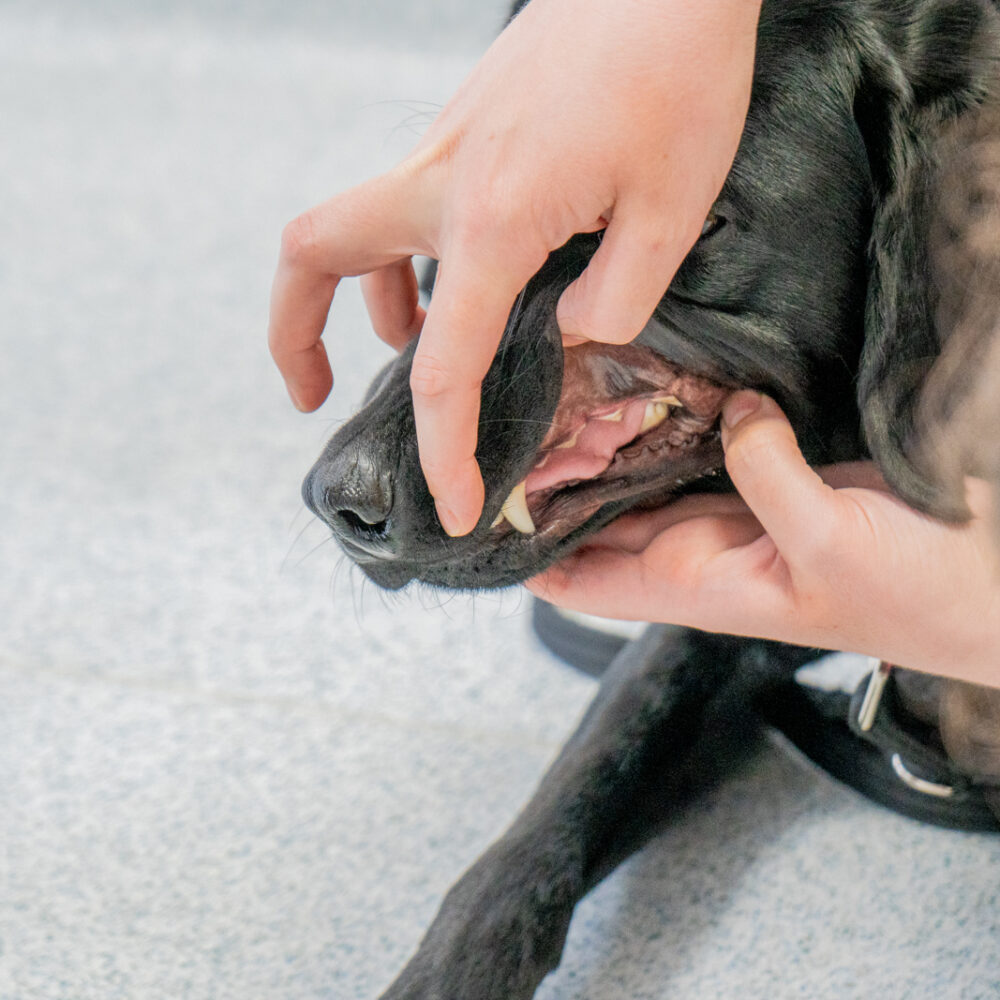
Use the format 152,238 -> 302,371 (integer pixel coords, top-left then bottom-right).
386,112 -> 439,144
328,551 -> 351,606
490,347 -> 546,400
290,532 -> 336,571
287,504 -> 311,534
350,562 -> 367,627
361,98 -> 445,112
280,514 -> 323,574
311,414 -> 352,445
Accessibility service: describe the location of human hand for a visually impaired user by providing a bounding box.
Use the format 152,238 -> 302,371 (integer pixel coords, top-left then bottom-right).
526,392 -> 1000,688
269,0 -> 761,536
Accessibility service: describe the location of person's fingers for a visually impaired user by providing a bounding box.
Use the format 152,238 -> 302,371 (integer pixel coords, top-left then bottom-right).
719,391 -> 843,561
526,546 -> 659,620
361,260 -> 426,351
526,511 -> 764,620
586,464 -> 882,558
267,259 -> 338,411
409,246 -> 544,536
583,493 -> 752,552
555,200 -> 703,344
576,463 -> 884,560
269,170 -> 432,410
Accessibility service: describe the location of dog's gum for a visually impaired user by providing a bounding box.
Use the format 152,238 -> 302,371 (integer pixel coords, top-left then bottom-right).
540,343 -> 728,453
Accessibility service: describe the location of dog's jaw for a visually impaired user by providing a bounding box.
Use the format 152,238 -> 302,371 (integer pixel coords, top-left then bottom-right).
322,343 -> 741,593
490,341 -> 733,541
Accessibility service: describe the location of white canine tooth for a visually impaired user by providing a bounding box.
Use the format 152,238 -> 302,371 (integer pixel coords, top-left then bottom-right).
596,408 -> 625,422
555,428 -> 581,450
654,394 -> 682,407
500,480 -> 535,535
491,511 -> 506,529
639,400 -> 670,434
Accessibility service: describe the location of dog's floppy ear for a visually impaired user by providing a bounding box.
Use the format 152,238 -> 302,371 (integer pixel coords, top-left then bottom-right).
854,0 -> 998,517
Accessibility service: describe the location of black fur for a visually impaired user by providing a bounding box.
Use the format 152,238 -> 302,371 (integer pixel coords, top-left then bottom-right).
302,2 -> 999,997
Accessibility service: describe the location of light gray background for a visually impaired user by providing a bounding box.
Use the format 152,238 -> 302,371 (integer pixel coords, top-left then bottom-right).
2,3 -> 999,998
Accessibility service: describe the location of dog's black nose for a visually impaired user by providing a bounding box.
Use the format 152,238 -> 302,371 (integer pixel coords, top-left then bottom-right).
305,447 -> 397,559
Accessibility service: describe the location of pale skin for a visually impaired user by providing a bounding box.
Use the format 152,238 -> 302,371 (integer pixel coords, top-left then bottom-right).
269,0 -> 1000,687
268,0 -> 761,534
527,393 -> 1000,689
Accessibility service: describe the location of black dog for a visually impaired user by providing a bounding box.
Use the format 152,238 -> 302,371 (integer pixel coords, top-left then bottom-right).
302,2 -> 1000,997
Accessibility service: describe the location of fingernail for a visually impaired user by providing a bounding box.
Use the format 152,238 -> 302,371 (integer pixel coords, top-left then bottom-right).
436,502 -> 466,538
722,391 -> 762,430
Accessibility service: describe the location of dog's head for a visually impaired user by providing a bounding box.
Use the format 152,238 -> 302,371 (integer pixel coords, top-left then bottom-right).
304,0 -> 998,591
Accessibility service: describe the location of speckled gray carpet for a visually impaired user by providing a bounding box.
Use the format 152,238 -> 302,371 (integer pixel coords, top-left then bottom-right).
2,3 -> 999,999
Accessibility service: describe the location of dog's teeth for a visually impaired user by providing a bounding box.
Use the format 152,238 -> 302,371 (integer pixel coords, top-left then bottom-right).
555,428 -> 581,450
596,408 -> 624,422
654,394 -> 682,407
500,480 -> 535,535
491,511 -> 506,529
639,400 -> 670,434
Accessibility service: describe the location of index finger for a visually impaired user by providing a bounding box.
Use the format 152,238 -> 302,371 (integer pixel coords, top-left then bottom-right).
410,244 -> 544,536
268,171 -> 432,410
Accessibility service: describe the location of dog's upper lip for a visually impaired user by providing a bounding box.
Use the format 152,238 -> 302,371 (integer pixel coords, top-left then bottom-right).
338,535 -> 399,562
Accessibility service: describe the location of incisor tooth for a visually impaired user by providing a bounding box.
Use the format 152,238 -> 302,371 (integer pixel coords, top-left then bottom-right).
500,480 -> 535,534
639,400 -> 670,434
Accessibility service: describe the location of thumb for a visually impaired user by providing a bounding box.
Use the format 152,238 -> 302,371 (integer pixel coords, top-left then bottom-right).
720,391 -> 838,556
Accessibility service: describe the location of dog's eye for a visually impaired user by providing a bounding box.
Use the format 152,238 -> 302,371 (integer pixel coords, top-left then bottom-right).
701,212 -> 724,238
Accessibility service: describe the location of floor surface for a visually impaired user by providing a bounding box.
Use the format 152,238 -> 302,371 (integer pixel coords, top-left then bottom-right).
2,3 -> 999,998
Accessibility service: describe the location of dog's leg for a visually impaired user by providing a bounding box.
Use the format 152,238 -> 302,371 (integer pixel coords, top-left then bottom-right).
374,626 -> 815,1000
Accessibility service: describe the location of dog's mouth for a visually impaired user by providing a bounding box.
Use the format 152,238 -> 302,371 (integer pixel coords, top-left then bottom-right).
489,342 -> 734,542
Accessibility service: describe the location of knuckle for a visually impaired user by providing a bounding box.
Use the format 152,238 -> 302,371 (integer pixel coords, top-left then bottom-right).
280,211 -> 321,266
409,352 -> 453,399
450,201 -> 548,273
724,423 -> 776,477
418,456 -> 460,489
266,326 -> 283,361
450,204 -> 514,256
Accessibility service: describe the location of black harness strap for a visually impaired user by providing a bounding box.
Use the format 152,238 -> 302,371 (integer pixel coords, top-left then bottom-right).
532,600 -> 1000,833
760,667 -> 1000,833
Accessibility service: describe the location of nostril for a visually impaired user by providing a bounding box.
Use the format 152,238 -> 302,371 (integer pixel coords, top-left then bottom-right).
333,505 -> 390,539
305,448 -> 397,557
